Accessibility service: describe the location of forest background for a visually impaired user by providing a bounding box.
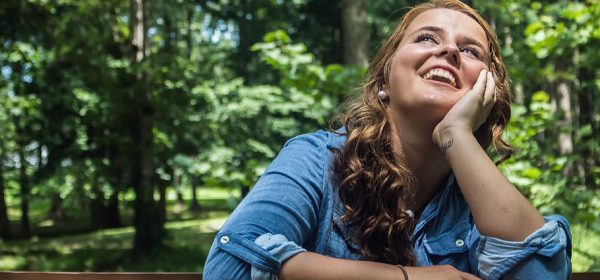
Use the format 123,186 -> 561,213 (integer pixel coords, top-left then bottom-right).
0,0 -> 599,273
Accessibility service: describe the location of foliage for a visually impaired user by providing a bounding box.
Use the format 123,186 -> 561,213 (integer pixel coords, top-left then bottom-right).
493,0 -> 600,229
503,91 -> 600,224
0,0 -> 599,271
185,29 -> 362,194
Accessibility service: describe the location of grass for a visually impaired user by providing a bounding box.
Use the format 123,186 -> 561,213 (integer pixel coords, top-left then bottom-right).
0,186 -> 599,272
572,224 -> 600,272
0,214 -> 227,271
0,186 -> 237,272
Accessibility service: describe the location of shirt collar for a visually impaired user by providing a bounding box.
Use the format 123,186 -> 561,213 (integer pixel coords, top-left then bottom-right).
332,172 -> 459,244
413,173 -> 457,236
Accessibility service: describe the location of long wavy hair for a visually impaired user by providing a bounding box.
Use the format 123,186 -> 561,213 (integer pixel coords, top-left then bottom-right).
332,0 -> 513,266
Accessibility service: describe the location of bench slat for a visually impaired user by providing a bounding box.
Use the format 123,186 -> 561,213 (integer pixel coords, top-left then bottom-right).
0,272 -> 598,279
0,272 -> 202,280
572,272 -> 600,280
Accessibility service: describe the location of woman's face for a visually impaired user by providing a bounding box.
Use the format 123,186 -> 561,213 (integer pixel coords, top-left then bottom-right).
388,8 -> 490,123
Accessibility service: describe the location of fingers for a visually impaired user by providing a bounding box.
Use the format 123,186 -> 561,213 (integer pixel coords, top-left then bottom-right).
461,272 -> 481,280
471,69 -> 488,98
443,265 -> 480,280
483,71 -> 496,106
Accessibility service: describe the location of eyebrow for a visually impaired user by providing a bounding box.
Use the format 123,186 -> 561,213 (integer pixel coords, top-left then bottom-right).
410,26 -> 488,53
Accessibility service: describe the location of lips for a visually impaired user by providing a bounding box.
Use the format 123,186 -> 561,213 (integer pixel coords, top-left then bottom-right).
421,66 -> 460,89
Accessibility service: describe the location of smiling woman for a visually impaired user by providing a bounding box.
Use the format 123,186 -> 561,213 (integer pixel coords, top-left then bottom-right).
202,1 -> 572,280
388,9 -> 491,122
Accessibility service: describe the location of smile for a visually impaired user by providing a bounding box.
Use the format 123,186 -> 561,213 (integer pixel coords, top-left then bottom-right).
422,68 -> 458,88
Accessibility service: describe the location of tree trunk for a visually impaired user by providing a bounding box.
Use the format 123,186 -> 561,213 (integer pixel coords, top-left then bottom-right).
186,10 -> 194,58
89,195 -> 121,229
158,178 -> 167,225
341,0 -> 369,67
176,188 -> 184,205
189,176 -> 200,211
130,0 -> 163,255
89,178 -> 107,230
174,168 -> 184,205
0,150 -> 11,238
556,82 -> 573,156
106,192 -> 121,228
236,0 -> 252,83
47,195 -> 67,222
17,145 -> 31,237
576,49 -> 596,188
554,60 -> 574,178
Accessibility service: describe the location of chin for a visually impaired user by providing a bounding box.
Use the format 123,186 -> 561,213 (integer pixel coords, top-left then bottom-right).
393,87 -> 459,124
397,102 -> 450,130
421,93 -> 456,113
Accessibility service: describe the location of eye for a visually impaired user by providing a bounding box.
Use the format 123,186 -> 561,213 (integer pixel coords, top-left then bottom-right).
416,33 -> 438,44
460,46 -> 481,59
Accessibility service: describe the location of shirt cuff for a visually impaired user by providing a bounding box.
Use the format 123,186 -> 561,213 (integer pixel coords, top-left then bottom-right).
250,233 -> 307,280
477,219 -> 569,280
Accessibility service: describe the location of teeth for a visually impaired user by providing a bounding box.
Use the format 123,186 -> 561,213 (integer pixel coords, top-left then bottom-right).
423,68 -> 456,87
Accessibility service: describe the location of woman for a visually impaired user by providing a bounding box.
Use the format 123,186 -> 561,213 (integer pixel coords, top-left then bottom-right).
203,1 -> 572,279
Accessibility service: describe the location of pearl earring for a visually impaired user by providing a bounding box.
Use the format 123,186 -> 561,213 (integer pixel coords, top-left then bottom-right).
377,90 -> 388,100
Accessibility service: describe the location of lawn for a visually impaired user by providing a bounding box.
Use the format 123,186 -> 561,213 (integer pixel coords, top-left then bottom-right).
0,186 -> 235,272
0,215 -> 226,271
571,224 -> 600,272
0,186 -> 598,272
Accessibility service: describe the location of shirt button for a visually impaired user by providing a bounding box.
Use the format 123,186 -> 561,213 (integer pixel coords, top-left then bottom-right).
220,235 -> 230,244
455,239 -> 464,247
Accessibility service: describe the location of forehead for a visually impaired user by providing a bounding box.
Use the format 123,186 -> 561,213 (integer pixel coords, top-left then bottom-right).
406,8 -> 488,45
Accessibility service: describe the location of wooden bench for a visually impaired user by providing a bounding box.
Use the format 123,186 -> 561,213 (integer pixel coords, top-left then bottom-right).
0,272 -> 597,279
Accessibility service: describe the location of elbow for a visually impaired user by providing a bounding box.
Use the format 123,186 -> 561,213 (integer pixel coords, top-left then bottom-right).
203,252 -> 251,280
503,251 -> 570,280
474,207 -> 545,242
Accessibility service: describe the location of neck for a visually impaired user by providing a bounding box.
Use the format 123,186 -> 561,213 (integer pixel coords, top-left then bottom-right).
389,112 -> 450,213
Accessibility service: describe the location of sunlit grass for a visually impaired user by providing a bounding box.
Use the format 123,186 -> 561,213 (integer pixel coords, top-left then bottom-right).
0,212 -> 228,272
1,186 -> 598,272
0,186 -> 234,272
572,224 -> 600,272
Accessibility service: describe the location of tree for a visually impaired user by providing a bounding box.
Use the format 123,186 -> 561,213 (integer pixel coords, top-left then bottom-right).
0,100 -> 10,238
342,0 -> 369,67
130,0 -> 164,255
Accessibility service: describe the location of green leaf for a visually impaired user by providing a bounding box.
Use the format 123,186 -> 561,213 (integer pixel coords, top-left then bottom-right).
522,167 -> 542,179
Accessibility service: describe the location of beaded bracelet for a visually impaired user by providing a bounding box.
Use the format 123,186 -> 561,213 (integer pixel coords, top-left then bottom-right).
396,264 -> 409,280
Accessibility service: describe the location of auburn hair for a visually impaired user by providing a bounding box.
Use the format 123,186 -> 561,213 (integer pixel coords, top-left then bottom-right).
332,0 -> 513,266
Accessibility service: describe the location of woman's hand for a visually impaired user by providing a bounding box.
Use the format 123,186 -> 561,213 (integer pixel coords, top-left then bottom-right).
430,69 -> 545,241
405,265 -> 480,280
432,69 -> 496,151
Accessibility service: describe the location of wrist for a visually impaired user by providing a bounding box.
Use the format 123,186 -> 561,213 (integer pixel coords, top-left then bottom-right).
433,124 -> 471,151
403,266 -> 418,280
396,265 -> 409,280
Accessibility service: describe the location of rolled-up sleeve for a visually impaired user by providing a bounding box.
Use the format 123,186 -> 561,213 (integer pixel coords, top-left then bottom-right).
203,132 -> 328,280
250,233 -> 307,279
475,215 -> 572,280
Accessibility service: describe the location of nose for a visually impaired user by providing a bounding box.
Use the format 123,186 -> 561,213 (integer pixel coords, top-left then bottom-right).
438,43 -> 460,68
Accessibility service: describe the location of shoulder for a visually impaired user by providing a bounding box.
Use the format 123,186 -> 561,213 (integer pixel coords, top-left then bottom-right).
282,129 -> 347,151
276,129 -> 347,162
268,130 -> 346,187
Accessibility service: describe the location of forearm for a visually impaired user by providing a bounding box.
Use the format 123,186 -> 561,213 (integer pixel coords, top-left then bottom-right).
279,252 -> 401,280
441,128 -> 544,241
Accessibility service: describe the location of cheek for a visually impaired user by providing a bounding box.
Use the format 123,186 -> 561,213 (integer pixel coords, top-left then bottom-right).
389,47 -> 431,87
462,61 -> 488,89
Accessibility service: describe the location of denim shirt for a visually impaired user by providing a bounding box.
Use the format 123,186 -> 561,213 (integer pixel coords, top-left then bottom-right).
203,130 -> 572,280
